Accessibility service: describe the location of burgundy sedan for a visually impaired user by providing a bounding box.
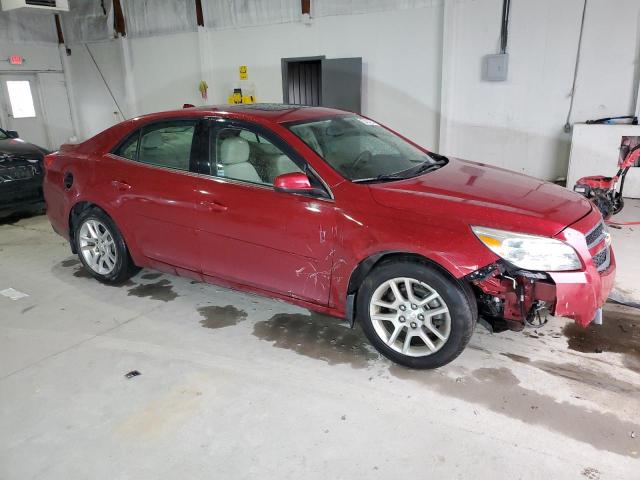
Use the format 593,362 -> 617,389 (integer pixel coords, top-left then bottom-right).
43,104 -> 615,369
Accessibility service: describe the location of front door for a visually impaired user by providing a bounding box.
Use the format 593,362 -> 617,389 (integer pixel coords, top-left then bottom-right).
195,121 -> 337,305
100,119 -> 203,272
0,74 -> 49,149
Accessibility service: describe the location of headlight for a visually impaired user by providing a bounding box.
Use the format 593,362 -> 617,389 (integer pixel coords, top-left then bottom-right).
471,226 -> 581,271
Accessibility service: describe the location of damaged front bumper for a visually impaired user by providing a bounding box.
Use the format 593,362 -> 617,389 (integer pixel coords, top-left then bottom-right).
467,211 -> 616,328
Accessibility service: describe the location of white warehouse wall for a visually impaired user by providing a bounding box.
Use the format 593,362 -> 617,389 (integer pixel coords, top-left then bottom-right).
0,42 -> 62,72
440,0 -> 640,181
203,5 -> 444,150
111,6 -> 444,150
66,40 -> 127,140
570,0 -> 640,123
37,72 -> 74,148
54,0 -> 640,181
129,32 -> 202,116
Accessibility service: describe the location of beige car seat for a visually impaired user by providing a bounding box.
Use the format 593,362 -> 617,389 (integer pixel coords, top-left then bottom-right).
140,129 -> 191,170
267,155 -> 303,183
219,137 -> 262,184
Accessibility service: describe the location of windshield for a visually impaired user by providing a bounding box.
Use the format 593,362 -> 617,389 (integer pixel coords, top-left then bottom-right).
288,115 -> 445,182
0,129 -> 8,140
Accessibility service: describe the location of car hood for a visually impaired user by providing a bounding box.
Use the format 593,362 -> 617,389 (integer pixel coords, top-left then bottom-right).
368,158 -> 593,237
0,137 -> 48,158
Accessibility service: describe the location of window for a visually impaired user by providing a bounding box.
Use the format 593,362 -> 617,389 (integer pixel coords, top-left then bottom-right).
214,127 -> 303,186
6,81 -> 36,118
114,132 -> 139,160
116,121 -> 196,171
289,115 -> 445,182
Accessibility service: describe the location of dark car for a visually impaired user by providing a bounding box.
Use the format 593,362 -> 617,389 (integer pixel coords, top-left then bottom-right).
43,105 -> 614,369
0,128 -> 49,218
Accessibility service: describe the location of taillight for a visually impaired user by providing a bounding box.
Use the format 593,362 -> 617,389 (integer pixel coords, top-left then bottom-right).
44,153 -> 56,170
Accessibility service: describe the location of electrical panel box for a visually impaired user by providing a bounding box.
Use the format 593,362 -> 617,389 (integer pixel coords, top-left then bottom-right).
483,53 -> 509,82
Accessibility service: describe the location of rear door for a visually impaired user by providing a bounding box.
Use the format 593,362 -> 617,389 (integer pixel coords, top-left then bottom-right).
194,119 -> 337,305
100,119 -> 204,272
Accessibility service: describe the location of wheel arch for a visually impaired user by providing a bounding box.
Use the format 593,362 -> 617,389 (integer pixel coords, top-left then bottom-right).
69,201 -> 95,253
345,251 -> 476,326
67,201 -> 132,258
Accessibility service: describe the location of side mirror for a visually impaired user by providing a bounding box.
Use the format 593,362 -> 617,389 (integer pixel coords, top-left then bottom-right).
7,130 -> 19,138
274,172 -> 324,196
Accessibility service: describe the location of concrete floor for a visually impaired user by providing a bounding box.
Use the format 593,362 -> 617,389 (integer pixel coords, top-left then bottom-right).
1,205 -> 639,480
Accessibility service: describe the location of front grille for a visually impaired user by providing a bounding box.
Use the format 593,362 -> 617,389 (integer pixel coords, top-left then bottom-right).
0,165 -> 37,182
592,246 -> 611,272
585,220 -> 605,249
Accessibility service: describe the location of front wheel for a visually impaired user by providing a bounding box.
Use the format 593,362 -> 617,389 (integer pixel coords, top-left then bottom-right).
357,261 -> 476,369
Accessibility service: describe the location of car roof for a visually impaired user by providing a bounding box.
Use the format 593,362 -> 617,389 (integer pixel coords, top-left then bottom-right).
135,103 -> 350,125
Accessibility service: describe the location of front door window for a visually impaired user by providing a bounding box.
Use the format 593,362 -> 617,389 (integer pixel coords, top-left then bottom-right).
213,127 -> 303,185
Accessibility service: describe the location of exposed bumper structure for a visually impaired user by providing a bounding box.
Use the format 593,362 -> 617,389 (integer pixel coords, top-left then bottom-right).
469,208 -> 615,328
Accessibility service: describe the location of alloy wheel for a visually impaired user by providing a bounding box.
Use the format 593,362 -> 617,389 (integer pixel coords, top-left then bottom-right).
369,277 -> 451,357
78,219 -> 118,275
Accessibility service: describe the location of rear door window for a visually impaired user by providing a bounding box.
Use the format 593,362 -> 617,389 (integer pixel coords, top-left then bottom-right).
114,132 -> 139,160
137,121 -> 196,171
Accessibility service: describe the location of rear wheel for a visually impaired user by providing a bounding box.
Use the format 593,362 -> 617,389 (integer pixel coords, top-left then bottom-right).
357,261 -> 475,369
74,207 -> 138,284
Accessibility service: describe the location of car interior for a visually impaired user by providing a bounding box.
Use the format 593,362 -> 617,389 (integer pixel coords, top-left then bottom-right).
290,119 -> 424,180
290,121 -> 378,176
138,125 -> 195,171
215,128 -> 303,185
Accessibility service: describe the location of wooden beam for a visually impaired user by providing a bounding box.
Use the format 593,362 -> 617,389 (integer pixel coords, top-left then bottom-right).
195,0 -> 204,27
113,0 -> 126,37
54,14 -> 64,44
301,0 -> 310,15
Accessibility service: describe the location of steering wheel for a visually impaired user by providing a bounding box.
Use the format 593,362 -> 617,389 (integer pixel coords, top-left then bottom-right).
352,150 -> 372,171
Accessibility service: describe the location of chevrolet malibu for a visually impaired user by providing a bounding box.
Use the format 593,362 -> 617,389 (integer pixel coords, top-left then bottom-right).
43,104 -> 615,369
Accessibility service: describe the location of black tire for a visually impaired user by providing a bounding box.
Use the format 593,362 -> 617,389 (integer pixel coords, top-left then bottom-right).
73,207 -> 139,285
357,260 -> 476,369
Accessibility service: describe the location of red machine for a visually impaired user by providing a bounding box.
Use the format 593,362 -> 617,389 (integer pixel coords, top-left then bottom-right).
574,140 -> 640,219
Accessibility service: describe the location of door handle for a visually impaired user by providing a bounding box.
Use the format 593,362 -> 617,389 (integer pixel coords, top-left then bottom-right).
199,200 -> 227,212
111,180 -> 131,191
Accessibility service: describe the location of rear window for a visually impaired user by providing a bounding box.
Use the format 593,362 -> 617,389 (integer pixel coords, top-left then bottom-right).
112,120 -> 197,172
114,132 -> 139,160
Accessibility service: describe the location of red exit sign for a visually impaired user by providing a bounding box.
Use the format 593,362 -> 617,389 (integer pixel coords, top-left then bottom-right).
9,55 -> 24,65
